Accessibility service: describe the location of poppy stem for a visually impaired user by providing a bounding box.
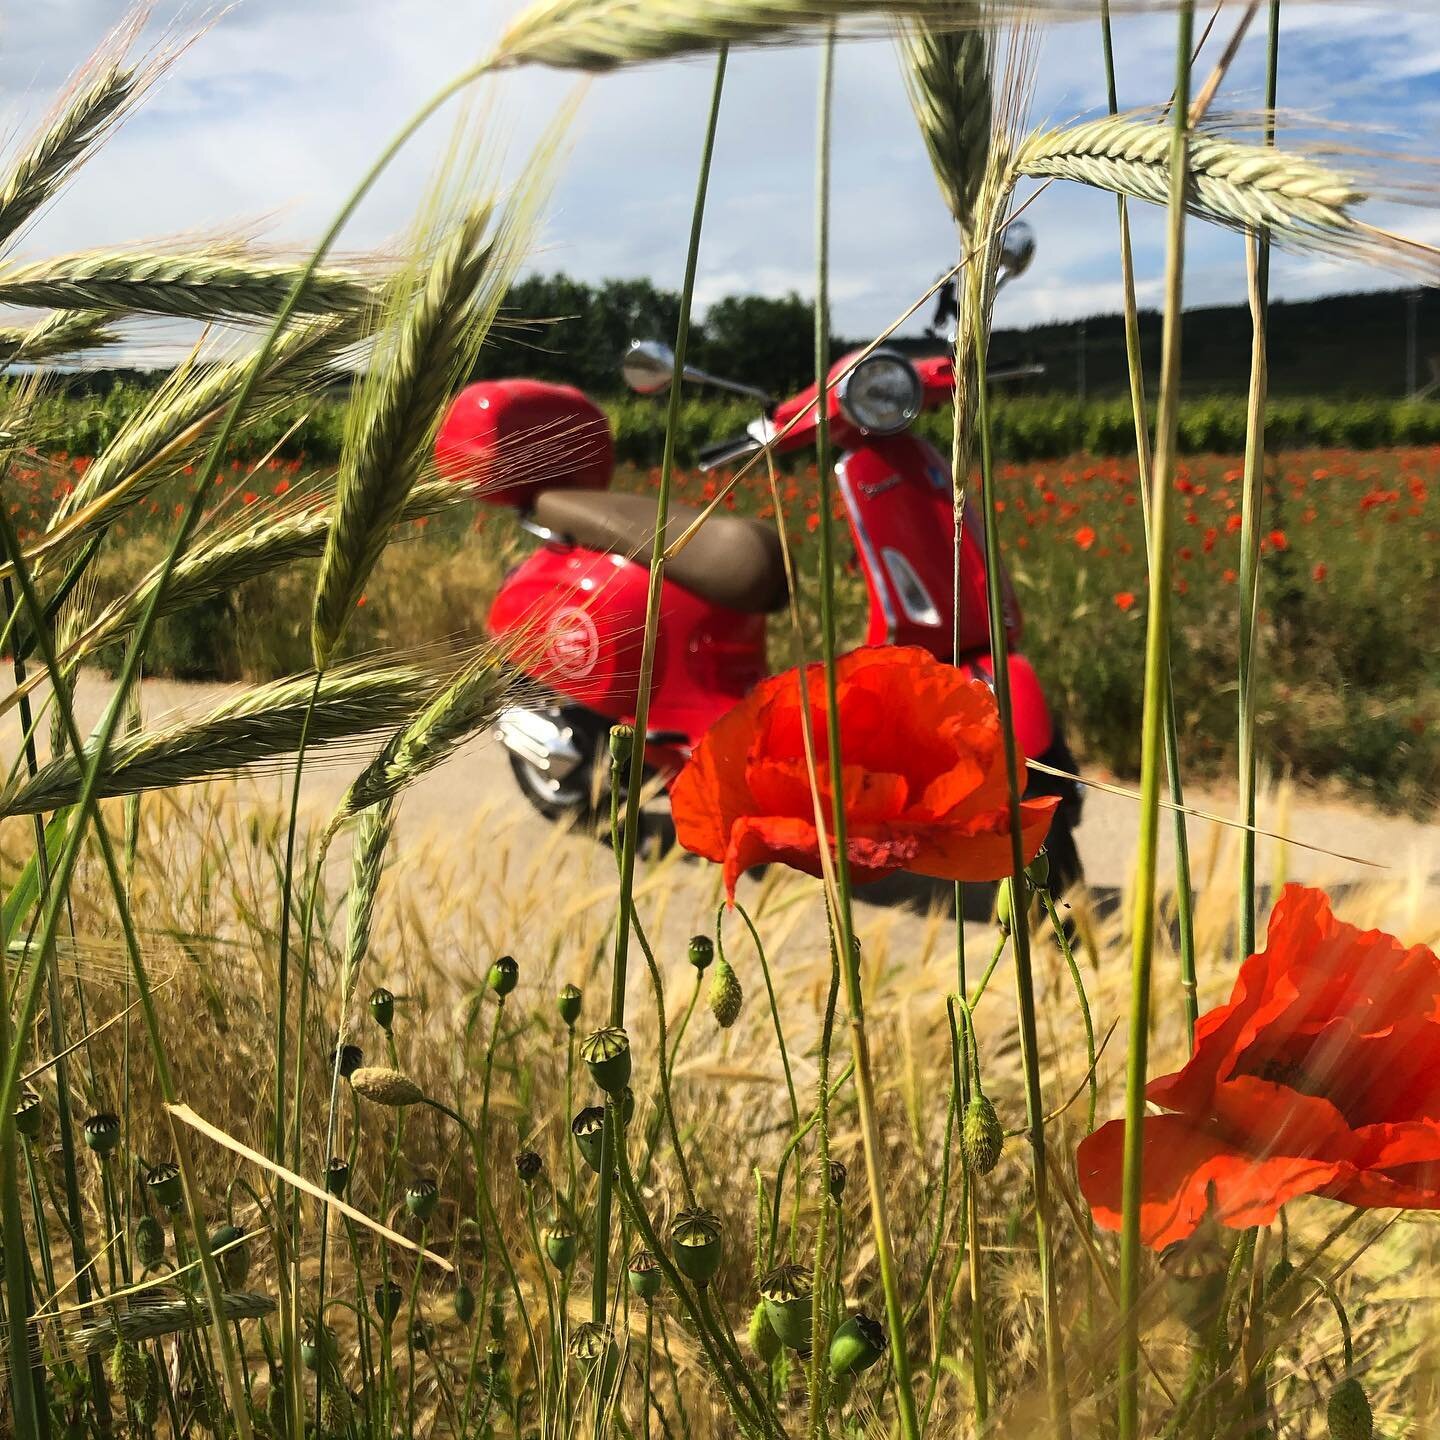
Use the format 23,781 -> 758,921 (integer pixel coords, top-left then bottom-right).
1119,6 -> 1196,1438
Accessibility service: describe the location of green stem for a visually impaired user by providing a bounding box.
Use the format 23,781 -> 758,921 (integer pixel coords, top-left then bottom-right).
1119,9 -> 1196,1439
733,906 -> 800,1133
1041,890 -> 1098,1132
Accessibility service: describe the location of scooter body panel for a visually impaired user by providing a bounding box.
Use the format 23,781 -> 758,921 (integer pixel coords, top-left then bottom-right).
960,650 -> 1055,761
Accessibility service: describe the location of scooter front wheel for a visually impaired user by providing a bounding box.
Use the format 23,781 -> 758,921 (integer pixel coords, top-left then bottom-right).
501,703 -> 612,823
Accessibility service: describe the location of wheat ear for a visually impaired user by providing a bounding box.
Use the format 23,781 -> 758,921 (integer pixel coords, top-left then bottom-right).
1016,114 -> 1366,252
342,800 -> 395,1000
0,249 -> 376,323
901,6 -> 991,240
311,204 -> 503,668
66,1293 -> 275,1356
0,666 -> 433,816
0,310 -> 120,366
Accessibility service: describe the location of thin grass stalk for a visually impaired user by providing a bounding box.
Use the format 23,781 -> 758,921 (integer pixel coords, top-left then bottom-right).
1098,0 -> 1198,1041
968,230 -> 1072,1440
599,46 -> 727,1353
1118,7 -> 1196,1438
809,29 -> 923,1440
1238,1 -> 1281,960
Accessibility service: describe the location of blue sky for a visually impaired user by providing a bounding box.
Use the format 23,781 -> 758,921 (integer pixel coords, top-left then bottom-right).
3,3 -> 1437,352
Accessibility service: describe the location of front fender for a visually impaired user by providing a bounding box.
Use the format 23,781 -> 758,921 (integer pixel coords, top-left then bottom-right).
961,651 -> 1054,762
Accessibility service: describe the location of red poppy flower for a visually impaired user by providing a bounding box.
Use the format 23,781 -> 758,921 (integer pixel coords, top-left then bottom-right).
1077,886 -> 1440,1250
1074,524 -> 1097,551
1114,591 -> 1136,612
671,646 -> 1056,901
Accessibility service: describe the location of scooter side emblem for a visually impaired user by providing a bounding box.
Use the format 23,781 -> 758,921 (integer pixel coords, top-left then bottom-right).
544,605 -> 600,680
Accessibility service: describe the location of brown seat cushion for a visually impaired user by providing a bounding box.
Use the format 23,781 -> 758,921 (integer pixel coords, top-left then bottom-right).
534,490 -> 788,615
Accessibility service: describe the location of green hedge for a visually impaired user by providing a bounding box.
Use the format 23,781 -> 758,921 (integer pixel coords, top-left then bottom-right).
16,379 -> 1440,468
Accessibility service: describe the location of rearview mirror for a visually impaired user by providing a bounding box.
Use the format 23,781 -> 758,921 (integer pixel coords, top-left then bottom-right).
622,339 -> 677,395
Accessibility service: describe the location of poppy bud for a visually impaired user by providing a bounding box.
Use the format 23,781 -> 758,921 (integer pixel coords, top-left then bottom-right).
146,1162 -> 183,1212
325,1157 -> 350,1197
209,1223 -> 250,1289
406,1177 -> 439,1223
331,1043 -> 363,1079
515,1149 -> 544,1184
557,984 -> 583,1028
453,1282 -> 476,1324
1026,849 -> 1051,891
994,879 -> 1016,935
489,954 -> 519,997
545,1225 -> 577,1271
709,958 -> 742,1028
373,1280 -> 404,1324
1327,1378 -> 1373,1440
670,1208 -> 723,1286
134,1215 -> 166,1270
609,724 -> 634,768
759,1262 -> 813,1353
961,1094 -> 1004,1176
627,1250 -> 662,1303
1265,1256 -> 1300,1322
410,1320 -> 433,1353
748,1301 -> 781,1364
301,1324 -> 335,1372
572,1106 -> 607,1174
688,935 -> 714,972
828,1313 -> 887,1377
110,1339 -> 149,1403
369,987 -> 395,1031
827,1159 -> 848,1202
14,1089 -> 42,1140
83,1112 -> 121,1157
350,1066 -> 425,1107
581,1026 -> 632,1095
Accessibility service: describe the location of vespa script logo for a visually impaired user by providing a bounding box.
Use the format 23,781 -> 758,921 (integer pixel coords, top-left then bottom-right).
544,605 -> 600,681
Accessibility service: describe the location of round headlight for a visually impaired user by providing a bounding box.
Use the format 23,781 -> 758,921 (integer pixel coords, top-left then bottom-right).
837,351 -> 922,436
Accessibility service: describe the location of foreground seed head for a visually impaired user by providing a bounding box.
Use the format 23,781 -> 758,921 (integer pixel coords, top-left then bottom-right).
994,878 -> 1016,935
406,1176 -> 439,1222
572,1106 -> 606,1173
608,723 -> 634,767
1327,1378 -> 1373,1440
688,935 -> 714,972
760,1262 -> 814,1353
209,1223 -> 250,1289
1026,848 -> 1050,891
350,1066 -> 425,1107
369,987 -> 395,1031
83,1112 -> 121,1157
581,1025 -> 632,1094
709,957 -> 743,1028
146,1162 -> 183,1211
331,1043 -> 364,1079
670,1207 -> 723,1286
827,1159 -> 848,1202
627,1250 -> 662,1303
110,1340 -> 149,1403
545,1225 -> 578,1271
748,1300 -> 781,1363
488,954 -> 519,997
962,1094 -> 1004,1176
14,1088 -> 42,1140
373,1280 -> 404,1324
453,1282 -> 476,1324
325,1157 -> 350,1197
134,1216 -> 166,1270
301,1324 -> 337,1372
515,1149 -> 544,1184
828,1313 -> 887,1377
1265,1257 -> 1300,1322
557,983 -> 583,1028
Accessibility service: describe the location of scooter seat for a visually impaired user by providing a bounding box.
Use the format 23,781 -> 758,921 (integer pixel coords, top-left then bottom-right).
534,490 -> 788,615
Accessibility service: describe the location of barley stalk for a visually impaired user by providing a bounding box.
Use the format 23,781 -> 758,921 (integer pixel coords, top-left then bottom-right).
1016,114 -> 1364,249
312,203 -> 505,668
901,6 -> 992,240
66,1292 -> 275,1356
0,62 -> 136,244
0,311 -> 120,366
0,666 -> 432,816
0,249 -> 376,323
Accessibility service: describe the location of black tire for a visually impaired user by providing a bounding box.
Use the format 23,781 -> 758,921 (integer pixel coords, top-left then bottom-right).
1027,729 -> 1085,897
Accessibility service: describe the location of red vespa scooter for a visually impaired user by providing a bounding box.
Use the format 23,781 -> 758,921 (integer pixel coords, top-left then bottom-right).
434,322 -> 1084,889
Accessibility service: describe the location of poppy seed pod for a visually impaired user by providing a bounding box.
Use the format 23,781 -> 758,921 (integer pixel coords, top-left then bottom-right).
581,1026 -> 632,1095
453,1282 -> 476,1324
962,1094 -> 1004,1176
557,983 -> 582,1028
1265,1257 -> 1300,1322
709,957 -> 742,1028
1026,848 -> 1051,891
759,1262 -> 813,1353
545,1225 -> 577,1271
369,987 -> 395,1031
608,723 -> 634,767
627,1250 -> 662,1303
410,1320 -> 434,1353
687,935 -> 714,972
827,1159 -> 848,1202
406,1177 -> 439,1223
83,1112 -> 121,1157
994,878 -> 1016,935
670,1207 -> 723,1286
515,1149 -> 544,1184
134,1215 -> 166,1270
572,1106 -> 607,1174
350,1066 -> 425,1107
1327,1378 -> 1373,1440
110,1339 -> 149,1403
325,1156 -> 350,1198
828,1313 -> 887,1377
488,954 -> 519,997
301,1324 -> 335,1373
569,1321 -> 620,1391
331,1043 -> 363,1079
146,1162 -> 183,1212
14,1089 -> 42,1140
748,1301 -> 781,1363
210,1223 -> 250,1289
373,1280 -> 405,1324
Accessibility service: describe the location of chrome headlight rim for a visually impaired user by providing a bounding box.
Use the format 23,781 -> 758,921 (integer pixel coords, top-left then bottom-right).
835,349 -> 923,437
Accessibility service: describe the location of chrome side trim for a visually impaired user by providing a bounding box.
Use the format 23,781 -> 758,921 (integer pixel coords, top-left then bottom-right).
835,454 -> 897,641
495,706 -> 584,779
